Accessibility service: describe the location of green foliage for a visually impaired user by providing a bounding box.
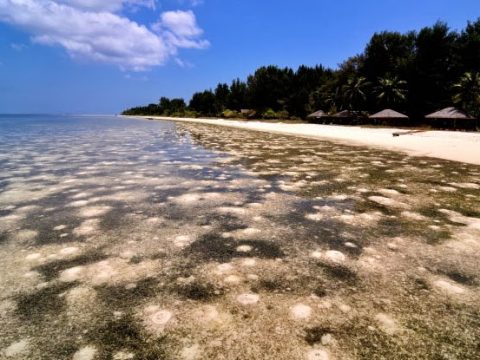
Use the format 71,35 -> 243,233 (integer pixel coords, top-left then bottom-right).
261,108 -> 278,119
341,76 -> 370,110
409,22 -> 460,116
221,109 -> 240,119
374,76 -> 408,107
214,83 -> 230,114
362,31 -> 416,81
458,20 -> 480,73
452,72 -> 480,116
228,79 -> 248,111
121,103 -> 160,116
123,18 -> 480,124
247,66 -> 294,112
168,98 -> 187,114
121,97 -> 185,117
189,90 -> 216,116
159,97 -> 171,114
276,110 -> 290,119
184,110 -> 199,118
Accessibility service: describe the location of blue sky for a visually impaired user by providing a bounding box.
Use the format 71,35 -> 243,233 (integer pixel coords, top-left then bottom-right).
0,0 -> 479,114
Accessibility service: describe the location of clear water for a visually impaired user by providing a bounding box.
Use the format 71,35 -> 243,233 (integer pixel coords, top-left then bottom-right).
0,115 -> 479,359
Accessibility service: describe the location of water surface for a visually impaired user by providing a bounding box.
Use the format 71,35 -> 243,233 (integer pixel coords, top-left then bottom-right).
0,115 -> 479,359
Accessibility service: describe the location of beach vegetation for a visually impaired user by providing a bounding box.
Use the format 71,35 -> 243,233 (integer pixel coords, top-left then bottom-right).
261,108 -> 278,120
184,109 -> 199,118
374,76 -> 408,107
189,90 -> 216,116
123,18 -> 480,128
227,79 -> 248,111
340,76 -> 370,111
222,109 -> 240,119
214,83 -> 230,114
452,72 -> 480,117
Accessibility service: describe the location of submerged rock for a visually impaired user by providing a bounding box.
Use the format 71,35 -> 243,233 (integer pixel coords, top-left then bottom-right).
224,275 -> 242,284
3,339 -> 29,357
368,196 -> 409,209
236,245 -> 253,253
375,313 -> 398,335
113,351 -> 135,360
25,253 -> 42,261
236,293 -> 260,305
321,333 -> 333,346
72,345 -> 97,360
143,306 -> 174,336
290,303 -> 312,320
434,279 -> 466,295
325,250 -> 346,263
180,344 -> 200,360
60,266 -> 85,282
307,348 -> 329,360
241,258 -> 257,267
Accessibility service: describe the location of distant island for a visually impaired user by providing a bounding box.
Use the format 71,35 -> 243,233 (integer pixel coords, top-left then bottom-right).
123,19 -> 480,128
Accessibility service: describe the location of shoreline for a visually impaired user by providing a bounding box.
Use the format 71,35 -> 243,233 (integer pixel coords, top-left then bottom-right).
127,116 -> 480,166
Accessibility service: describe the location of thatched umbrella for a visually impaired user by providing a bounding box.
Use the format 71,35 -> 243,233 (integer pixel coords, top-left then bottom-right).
370,109 -> 409,120
307,110 -> 328,119
369,109 -> 409,126
333,110 -> 355,118
425,107 -> 474,119
307,110 -> 329,124
425,107 -> 476,129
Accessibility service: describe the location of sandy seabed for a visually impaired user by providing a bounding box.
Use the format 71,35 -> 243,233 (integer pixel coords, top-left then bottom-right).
1,116 -> 479,359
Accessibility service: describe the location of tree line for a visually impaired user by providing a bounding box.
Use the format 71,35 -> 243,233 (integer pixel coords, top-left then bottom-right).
123,19 -> 480,120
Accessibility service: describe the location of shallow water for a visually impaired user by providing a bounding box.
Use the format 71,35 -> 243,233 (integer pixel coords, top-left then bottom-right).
0,115 -> 479,360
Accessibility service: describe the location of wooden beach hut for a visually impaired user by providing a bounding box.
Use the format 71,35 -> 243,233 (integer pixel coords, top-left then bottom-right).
307,110 -> 329,124
425,107 -> 476,130
369,109 -> 409,126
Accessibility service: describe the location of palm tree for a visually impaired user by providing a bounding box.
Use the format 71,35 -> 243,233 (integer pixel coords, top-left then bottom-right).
452,72 -> 480,116
341,76 -> 370,110
374,76 -> 408,108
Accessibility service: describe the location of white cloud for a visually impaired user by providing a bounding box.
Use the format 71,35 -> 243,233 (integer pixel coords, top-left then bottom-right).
154,10 -> 209,49
0,0 -> 208,71
55,0 -> 156,13
160,10 -> 203,38
174,57 -> 194,68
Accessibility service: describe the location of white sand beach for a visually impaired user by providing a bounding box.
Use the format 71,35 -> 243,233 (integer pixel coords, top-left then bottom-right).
133,116 -> 480,165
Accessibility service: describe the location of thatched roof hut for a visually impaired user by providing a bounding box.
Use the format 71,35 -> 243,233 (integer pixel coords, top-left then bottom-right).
333,110 -> 356,118
425,107 -> 476,130
307,110 -> 328,119
370,109 -> 408,119
425,107 -> 475,119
